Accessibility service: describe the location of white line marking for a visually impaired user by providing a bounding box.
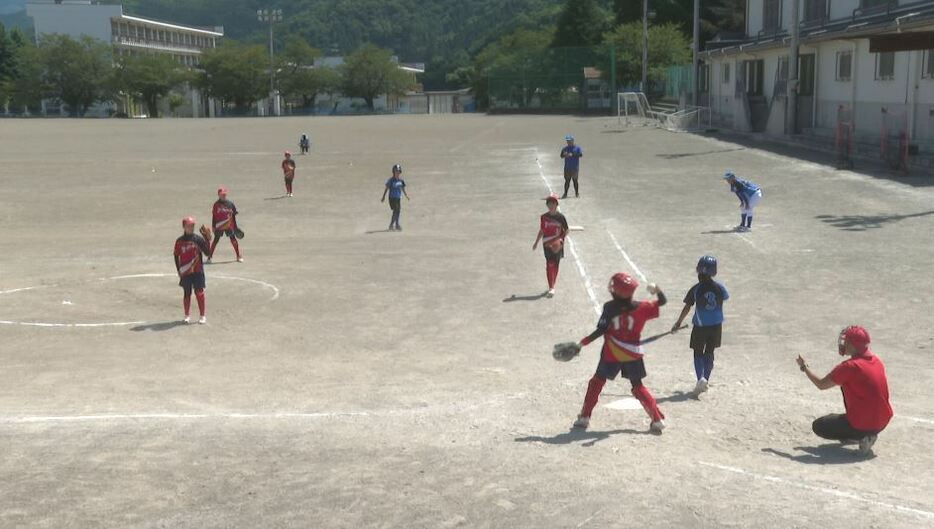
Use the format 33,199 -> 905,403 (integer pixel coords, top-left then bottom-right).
534,150 -> 600,315
736,232 -> 759,250
110,274 -> 279,301
901,415 -> 934,425
699,461 -> 934,520
0,320 -> 146,328
605,229 -> 648,283
0,285 -> 49,295
0,412 -> 372,424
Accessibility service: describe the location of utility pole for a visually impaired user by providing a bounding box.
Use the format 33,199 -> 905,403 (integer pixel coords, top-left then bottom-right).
692,0 -> 700,107
257,8 -> 283,116
641,0 -> 649,92
787,0 -> 800,134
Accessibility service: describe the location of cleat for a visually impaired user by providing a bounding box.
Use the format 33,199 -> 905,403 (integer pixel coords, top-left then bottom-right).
546,288 -> 555,298
858,434 -> 877,456
650,420 -> 666,434
198,316 -> 206,325
206,256 -> 212,264
573,415 -> 590,429
183,316 -> 191,324
396,225 -> 402,231
694,378 -> 709,395
237,256 -> 244,263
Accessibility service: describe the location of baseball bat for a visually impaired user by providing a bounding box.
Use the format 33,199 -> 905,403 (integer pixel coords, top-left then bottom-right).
639,324 -> 688,344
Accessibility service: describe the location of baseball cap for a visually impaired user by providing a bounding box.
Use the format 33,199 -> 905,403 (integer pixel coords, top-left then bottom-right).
217,187 -> 228,194
723,170 -> 736,179
544,193 -> 559,204
565,134 -> 574,141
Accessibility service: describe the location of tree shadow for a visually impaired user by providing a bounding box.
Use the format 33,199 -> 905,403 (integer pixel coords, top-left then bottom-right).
656,147 -> 745,159
761,444 -> 874,465
657,390 -> 698,404
502,292 -> 548,302
130,321 -> 187,332
515,428 -> 647,447
815,210 -> 934,231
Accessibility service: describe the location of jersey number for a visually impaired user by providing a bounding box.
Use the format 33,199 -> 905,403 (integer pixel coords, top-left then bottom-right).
703,292 -> 718,310
611,315 -> 635,332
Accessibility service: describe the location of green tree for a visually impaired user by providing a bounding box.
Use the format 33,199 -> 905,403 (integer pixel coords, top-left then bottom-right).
0,23 -> 14,108
552,0 -> 610,48
604,22 -> 690,86
8,36 -> 43,113
340,43 -> 412,111
471,28 -> 553,109
37,34 -> 113,117
197,41 -> 268,113
113,53 -> 189,117
277,35 -> 337,110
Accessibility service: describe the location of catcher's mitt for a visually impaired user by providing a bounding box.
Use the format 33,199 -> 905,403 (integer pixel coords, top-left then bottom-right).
545,238 -> 564,253
552,341 -> 582,362
199,224 -> 213,241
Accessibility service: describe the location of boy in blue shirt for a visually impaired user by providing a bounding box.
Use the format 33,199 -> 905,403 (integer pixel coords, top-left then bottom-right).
672,255 -> 729,396
723,170 -> 762,232
380,164 -> 409,231
560,134 -> 583,198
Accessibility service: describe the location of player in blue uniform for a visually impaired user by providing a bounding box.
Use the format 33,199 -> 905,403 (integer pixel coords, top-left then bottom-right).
380,164 -> 409,231
671,255 -> 729,396
723,170 -> 762,232
560,134 -> 583,198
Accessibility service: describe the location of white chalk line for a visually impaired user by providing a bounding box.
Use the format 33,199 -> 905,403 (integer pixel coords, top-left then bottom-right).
534,150 -> 600,315
1,411 -> 372,424
0,273 -> 280,327
901,415 -> 934,425
699,461 -> 934,520
605,229 -> 648,283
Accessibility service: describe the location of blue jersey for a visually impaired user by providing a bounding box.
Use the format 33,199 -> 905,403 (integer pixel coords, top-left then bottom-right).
386,177 -> 406,199
731,178 -> 760,201
684,280 -> 729,327
562,146 -> 582,170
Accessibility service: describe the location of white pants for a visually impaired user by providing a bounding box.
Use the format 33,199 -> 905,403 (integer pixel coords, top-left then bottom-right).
742,189 -> 762,216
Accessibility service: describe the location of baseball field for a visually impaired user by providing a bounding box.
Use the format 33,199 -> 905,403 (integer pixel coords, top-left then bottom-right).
1,115 -> 933,528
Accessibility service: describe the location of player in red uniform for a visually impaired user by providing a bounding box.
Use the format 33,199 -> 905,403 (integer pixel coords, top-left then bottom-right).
281,151 -> 296,197
208,187 -> 242,263
532,194 -> 568,298
174,217 -> 211,324
573,273 -> 668,433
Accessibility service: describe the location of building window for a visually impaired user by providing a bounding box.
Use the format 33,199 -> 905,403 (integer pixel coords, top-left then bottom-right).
836,51 -> 852,81
744,59 -> 764,96
875,52 -> 895,80
803,0 -> 827,22
763,0 -> 782,33
924,50 -> 934,78
722,62 -> 731,84
798,54 -> 815,96
861,0 -> 891,9
699,64 -> 710,93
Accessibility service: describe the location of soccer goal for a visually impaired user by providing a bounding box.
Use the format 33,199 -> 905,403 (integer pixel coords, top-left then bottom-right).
617,92 -> 660,128
661,106 -> 712,133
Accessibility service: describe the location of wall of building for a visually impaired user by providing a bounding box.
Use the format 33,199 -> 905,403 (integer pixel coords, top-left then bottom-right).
25,3 -> 121,42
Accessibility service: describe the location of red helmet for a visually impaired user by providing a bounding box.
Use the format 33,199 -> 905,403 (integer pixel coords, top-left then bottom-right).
217,187 -> 228,195
284,150 -> 292,156
608,272 -> 639,299
839,326 -> 871,355
182,216 -> 195,226
545,193 -> 559,205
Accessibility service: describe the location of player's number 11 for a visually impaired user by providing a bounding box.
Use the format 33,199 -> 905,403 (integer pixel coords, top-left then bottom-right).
611,315 -> 635,332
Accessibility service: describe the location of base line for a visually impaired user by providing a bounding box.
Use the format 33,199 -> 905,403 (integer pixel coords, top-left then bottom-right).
605,229 -> 648,283
534,150 -> 600,315
699,461 -> 934,520
0,411 -> 372,424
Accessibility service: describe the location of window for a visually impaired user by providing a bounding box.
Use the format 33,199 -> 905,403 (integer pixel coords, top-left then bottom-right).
699,64 -> 710,93
722,62 -> 731,84
763,0 -> 782,33
836,51 -> 852,81
744,59 -> 765,96
875,52 -> 895,80
924,50 -> 934,78
798,54 -> 815,96
803,0 -> 827,22
861,0 -> 891,9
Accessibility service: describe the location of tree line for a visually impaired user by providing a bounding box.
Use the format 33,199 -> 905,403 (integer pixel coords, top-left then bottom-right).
0,24 -> 413,117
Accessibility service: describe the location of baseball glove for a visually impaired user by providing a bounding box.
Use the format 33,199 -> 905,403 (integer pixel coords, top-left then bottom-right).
552,342 -> 582,362
545,238 -> 564,253
199,224 -> 213,242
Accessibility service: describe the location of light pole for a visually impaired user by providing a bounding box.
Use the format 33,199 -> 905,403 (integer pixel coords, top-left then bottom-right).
692,0 -> 700,107
641,6 -> 656,93
257,8 -> 283,116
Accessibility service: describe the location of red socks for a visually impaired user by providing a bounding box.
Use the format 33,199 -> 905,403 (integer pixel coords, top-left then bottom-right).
632,384 -> 664,422
285,180 -> 293,193
231,238 -> 241,258
209,239 -> 219,257
546,261 -> 559,289
581,375 -> 606,418
195,289 -> 206,316
183,294 -> 191,316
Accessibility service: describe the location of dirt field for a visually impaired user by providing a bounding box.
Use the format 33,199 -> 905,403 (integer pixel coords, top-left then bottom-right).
1,115 -> 933,529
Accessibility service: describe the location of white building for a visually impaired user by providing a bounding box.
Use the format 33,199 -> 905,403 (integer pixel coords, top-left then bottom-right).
700,0 -> 934,166
26,0 -> 223,117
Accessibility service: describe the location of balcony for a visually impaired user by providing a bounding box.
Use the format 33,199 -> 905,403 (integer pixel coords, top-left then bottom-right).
113,35 -> 205,55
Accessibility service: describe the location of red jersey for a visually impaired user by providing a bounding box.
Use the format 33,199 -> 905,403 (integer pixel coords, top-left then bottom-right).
830,351 -> 893,432
174,234 -> 210,277
212,199 -> 237,231
282,158 -> 296,177
581,299 -> 661,362
540,212 -> 568,245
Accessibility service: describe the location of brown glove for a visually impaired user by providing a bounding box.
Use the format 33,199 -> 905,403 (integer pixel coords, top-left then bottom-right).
199,224 -> 213,242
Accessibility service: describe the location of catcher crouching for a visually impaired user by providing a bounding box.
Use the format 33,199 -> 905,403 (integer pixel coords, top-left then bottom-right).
174,217 -> 212,324
572,273 -> 668,433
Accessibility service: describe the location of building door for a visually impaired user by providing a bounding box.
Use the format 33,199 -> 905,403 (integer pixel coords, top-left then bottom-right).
796,54 -> 816,131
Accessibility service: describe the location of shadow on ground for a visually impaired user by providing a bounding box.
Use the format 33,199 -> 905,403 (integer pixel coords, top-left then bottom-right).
515,428 -> 648,447
761,444 -> 873,465
657,148 -> 745,160
815,210 -> 934,231
657,391 -> 698,404
502,292 -> 548,302
264,195 -> 289,201
130,321 -> 187,332
365,229 -> 397,235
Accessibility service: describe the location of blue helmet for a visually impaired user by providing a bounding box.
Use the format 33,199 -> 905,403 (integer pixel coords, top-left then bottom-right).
696,255 -> 718,277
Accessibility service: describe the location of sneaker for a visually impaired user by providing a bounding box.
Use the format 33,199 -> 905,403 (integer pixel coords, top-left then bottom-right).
561,194 -> 568,199
198,316 -> 206,325
573,414 -> 590,429
183,315 -> 191,324
396,225 -> 402,231
546,288 -> 555,298
388,225 -> 395,231
650,420 -> 666,434
858,434 -> 877,456
206,256 -> 212,264
237,256 -> 244,263
734,225 -> 747,232
694,378 -> 709,395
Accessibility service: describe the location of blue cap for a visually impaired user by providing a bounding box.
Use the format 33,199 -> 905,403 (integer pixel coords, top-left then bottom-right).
723,170 -> 735,179
565,134 -> 574,141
